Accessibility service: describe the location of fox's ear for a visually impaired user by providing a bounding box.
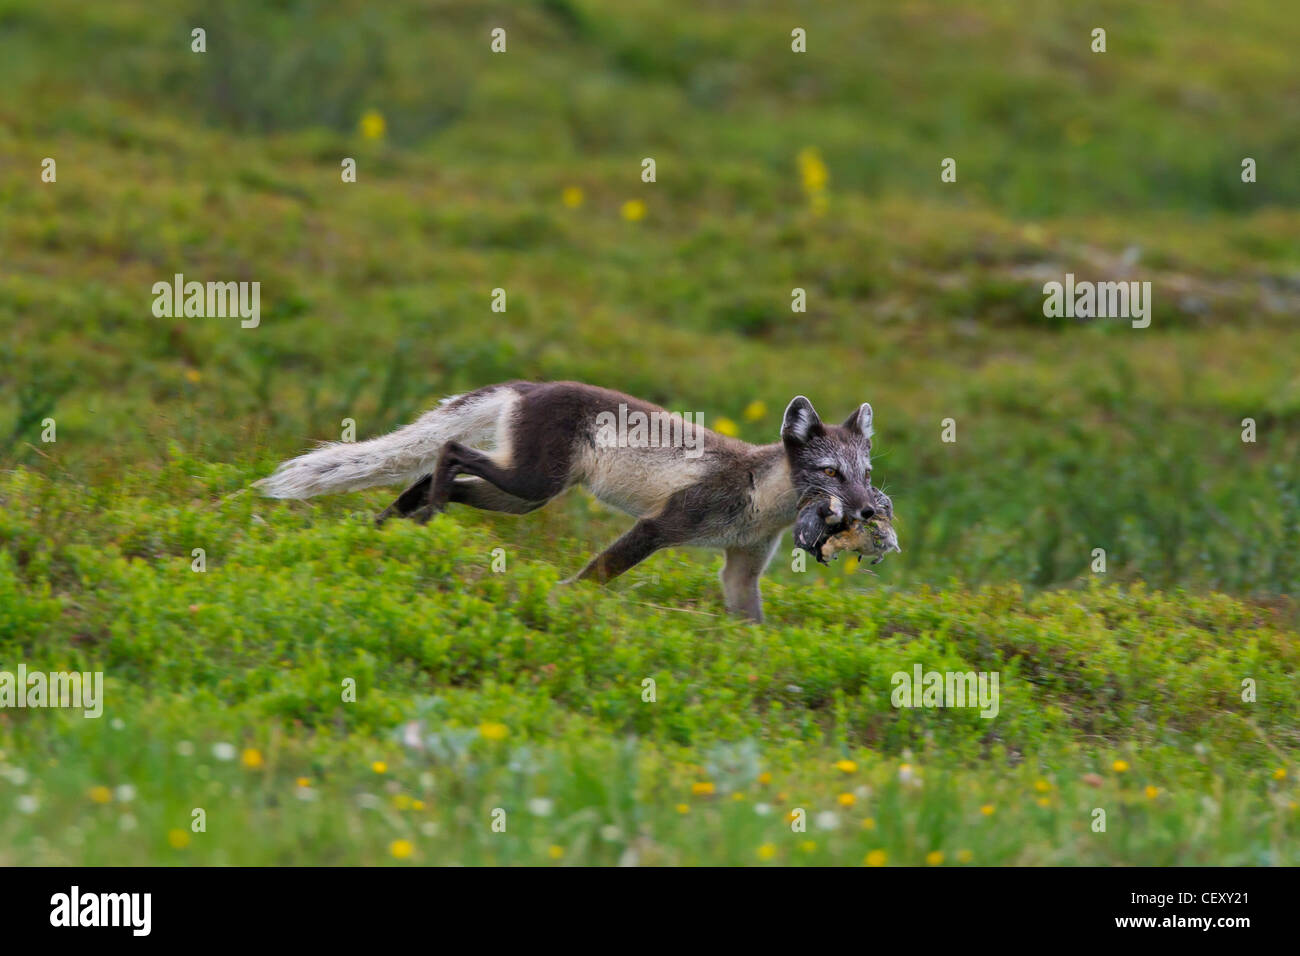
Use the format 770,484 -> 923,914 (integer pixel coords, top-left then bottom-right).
782,396 -> 823,444
842,402 -> 873,438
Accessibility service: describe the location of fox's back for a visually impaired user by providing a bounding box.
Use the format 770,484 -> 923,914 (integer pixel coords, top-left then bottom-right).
518,382 -> 752,518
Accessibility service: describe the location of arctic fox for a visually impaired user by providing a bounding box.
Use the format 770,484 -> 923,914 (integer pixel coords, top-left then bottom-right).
256,381 -> 883,621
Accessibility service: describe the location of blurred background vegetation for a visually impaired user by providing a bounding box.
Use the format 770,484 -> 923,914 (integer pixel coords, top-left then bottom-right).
2,0 -> 1297,597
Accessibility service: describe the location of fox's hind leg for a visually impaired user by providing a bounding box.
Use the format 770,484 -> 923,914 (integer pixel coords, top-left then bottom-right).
449,478 -> 547,514
375,475 -> 433,526
408,441 -> 568,524
376,475 -> 544,526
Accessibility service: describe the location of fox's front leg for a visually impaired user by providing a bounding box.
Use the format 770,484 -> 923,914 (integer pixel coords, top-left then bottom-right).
720,536 -> 780,623
573,518 -> 670,584
572,483 -> 714,584
571,475 -> 737,585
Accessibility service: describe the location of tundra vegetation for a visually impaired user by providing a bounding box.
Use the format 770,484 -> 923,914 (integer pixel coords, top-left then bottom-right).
1,0 -> 1297,864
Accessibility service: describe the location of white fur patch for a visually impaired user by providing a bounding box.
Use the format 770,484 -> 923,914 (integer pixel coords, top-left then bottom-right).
576,441 -> 710,517
752,457 -> 799,525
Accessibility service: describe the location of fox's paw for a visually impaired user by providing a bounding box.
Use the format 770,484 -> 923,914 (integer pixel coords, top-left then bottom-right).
409,503 -> 446,525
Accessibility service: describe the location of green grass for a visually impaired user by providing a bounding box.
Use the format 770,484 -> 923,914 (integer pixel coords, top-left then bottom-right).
1,0 -> 1297,864
1,467 -> 1297,864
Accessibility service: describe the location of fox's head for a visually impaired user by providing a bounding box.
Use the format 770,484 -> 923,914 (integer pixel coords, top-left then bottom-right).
781,396 -> 878,522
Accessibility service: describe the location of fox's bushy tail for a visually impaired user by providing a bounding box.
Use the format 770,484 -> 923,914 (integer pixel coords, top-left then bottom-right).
254,387 -> 515,499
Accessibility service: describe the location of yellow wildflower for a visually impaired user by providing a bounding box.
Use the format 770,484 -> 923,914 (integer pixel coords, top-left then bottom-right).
359,110 -> 386,140
797,147 -> 829,193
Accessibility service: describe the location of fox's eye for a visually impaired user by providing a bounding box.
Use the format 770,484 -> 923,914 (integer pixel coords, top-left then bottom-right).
822,467 -> 839,478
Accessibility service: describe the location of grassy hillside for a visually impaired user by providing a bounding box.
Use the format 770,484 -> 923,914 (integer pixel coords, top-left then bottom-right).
0,0 -> 1297,864
2,466 -> 1297,864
